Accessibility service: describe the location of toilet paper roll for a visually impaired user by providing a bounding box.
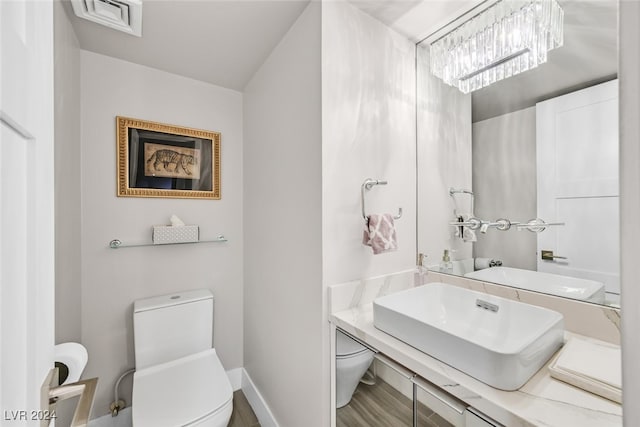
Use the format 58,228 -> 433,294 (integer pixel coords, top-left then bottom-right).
54,342 -> 88,385
474,258 -> 492,270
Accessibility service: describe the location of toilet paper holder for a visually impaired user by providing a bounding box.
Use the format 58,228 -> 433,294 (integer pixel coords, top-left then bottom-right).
42,368 -> 98,427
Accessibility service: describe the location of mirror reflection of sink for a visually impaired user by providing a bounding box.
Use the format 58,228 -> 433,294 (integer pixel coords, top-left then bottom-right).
464,267 -> 606,304
373,283 -> 564,390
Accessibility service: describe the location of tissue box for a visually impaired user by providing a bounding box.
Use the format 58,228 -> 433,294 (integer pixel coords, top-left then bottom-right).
152,225 -> 199,245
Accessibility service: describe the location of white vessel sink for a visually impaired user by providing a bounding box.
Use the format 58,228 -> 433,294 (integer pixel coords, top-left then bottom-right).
465,267 -> 605,304
373,283 -> 564,390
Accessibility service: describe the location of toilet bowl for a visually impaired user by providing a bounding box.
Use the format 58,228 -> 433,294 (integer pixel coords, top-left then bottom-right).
336,330 -> 375,408
131,290 -> 233,427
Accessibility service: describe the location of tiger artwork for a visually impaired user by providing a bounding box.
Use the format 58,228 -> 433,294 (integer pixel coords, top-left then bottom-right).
146,149 -> 198,175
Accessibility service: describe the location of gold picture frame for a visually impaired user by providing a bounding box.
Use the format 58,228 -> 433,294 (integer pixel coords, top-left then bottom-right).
116,116 -> 221,199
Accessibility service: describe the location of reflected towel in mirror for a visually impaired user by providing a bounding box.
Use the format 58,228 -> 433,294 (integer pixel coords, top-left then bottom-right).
363,213 -> 398,254
454,214 -> 477,242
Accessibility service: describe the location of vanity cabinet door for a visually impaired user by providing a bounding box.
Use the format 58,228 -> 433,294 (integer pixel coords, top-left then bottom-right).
414,376 -> 467,427
336,353 -> 414,427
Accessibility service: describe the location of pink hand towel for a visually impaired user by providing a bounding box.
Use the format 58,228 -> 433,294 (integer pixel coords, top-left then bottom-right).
363,213 -> 398,254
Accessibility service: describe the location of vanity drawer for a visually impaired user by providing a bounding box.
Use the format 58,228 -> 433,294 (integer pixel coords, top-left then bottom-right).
414,376 -> 466,427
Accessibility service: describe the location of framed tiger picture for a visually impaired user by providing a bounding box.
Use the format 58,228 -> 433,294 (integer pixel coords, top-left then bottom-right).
116,117 -> 221,199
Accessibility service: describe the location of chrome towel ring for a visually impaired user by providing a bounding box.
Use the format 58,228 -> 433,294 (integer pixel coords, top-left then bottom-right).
361,178 -> 403,220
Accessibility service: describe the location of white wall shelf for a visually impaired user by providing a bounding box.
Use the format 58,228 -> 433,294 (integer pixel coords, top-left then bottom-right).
108,235 -> 227,249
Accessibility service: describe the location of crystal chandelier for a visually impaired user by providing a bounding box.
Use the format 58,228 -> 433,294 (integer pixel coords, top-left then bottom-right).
429,0 -> 564,94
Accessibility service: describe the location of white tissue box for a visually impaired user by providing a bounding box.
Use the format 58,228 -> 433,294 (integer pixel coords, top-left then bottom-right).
152,225 -> 199,245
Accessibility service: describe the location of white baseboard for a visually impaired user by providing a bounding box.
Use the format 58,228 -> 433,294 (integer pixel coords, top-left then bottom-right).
226,367 -> 243,391
241,369 -> 280,427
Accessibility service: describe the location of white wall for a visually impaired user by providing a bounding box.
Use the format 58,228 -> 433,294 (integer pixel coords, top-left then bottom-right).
620,1 -> 640,425
416,44 -> 472,266
54,0 -> 82,343
79,51 -> 244,416
243,3 -> 325,427
322,0 -> 417,286
53,3 -> 83,424
322,5 -> 416,423
472,107 -> 537,270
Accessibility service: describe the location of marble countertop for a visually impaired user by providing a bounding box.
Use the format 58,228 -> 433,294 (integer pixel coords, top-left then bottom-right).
331,303 -> 622,427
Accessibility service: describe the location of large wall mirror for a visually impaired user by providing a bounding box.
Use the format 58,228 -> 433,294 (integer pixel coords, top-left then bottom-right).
416,0 -> 619,307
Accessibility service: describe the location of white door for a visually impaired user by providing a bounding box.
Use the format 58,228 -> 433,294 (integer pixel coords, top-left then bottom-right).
536,79 -> 619,297
1,0 -> 55,425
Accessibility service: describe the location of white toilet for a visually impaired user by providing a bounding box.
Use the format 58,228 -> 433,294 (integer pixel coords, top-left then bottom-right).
336,330 -> 375,408
132,290 -> 233,427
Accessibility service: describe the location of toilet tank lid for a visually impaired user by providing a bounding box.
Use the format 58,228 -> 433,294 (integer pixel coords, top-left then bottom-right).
134,289 -> 213,313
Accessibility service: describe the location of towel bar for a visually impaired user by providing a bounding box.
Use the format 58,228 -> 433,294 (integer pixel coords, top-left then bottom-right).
109,234 -> 227,249
449,217 -> 565,233
361,178 -> 402,220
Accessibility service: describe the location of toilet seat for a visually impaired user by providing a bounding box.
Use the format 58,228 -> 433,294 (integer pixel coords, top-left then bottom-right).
336,330 -> 370,358
132,348 -> 233,427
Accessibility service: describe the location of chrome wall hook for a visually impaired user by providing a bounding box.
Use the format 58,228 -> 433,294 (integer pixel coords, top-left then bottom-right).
361,178 -> 403,220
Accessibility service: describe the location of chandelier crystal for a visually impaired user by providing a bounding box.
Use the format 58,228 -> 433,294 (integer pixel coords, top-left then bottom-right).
429,0 -> 564,94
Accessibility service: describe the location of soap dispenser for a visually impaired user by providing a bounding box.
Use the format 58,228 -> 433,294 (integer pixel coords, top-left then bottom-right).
414,253 -> 427,286
439,249 -> 453,273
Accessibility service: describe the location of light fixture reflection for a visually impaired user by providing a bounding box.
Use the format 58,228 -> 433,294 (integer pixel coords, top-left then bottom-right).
429,0 -> 564,94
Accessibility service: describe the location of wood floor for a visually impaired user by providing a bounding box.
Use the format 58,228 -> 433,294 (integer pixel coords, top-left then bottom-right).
228,380 -> 452,427
229,390 -> 260,427
337,380 -> 453,427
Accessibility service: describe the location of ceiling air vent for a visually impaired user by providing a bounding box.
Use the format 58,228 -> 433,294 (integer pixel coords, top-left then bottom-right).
71,0 -> 142,37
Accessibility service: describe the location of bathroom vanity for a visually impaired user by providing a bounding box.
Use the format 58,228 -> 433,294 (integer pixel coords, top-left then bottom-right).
329,273 -> 622,427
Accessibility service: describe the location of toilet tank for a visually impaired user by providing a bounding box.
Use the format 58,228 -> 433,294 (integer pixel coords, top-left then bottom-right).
134,289 -> 213,369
